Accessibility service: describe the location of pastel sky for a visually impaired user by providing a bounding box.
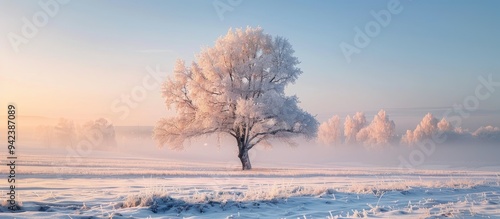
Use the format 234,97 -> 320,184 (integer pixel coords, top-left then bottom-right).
1,0 -> 499,132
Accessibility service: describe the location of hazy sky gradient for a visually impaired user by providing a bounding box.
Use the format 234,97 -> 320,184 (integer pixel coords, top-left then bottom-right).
1,0 -> 499,131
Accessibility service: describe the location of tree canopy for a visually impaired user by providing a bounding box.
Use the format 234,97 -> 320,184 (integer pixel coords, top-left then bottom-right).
153,27 -> 318,169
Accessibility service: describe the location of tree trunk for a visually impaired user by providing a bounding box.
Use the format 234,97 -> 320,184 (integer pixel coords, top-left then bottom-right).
238,148 -> 252,170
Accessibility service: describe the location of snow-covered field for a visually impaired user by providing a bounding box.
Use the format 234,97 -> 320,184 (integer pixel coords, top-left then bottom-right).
1,155 -> 499,219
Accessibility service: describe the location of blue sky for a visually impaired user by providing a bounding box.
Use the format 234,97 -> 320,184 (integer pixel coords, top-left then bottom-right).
1,0 -> 499,131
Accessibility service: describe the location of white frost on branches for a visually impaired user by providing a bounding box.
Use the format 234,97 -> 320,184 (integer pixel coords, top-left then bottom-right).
472,125 -> 500,140
355,110 -> 395,146
401,113 -> 456,145
317,110 -> 394,146
37,118 -> 116,149
153,27 -> 318,155
317,115 -> 341,145
344,112 -> 367,144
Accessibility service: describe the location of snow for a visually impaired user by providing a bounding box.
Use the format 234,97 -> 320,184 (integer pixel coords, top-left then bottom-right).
1,154 -> 499,218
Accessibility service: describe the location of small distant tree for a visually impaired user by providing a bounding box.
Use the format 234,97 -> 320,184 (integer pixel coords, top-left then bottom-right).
39,118 -> 117,149
317,115 -> 341,145
80,118 -> 117,148
153,27 -> 318,170
54,118 -> 77,147
344,112 -> 366,143
356,110 -> 395,146
402,113 -> 455,145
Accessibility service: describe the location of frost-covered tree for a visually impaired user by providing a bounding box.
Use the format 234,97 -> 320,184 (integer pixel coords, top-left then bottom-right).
317,115 -> 341,145
153,27 -> 318,170
401,113 -> 454,145
356,110 -> 395,146
37,118 -> 117,149
473,126 -> 500,140
54,118 -> 77,147
80,118 -> 117,148
437,118 -> 452,132
344,112 -> 366,143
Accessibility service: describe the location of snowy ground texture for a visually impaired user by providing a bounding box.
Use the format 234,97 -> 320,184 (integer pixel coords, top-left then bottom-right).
1,155 -> 499,219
